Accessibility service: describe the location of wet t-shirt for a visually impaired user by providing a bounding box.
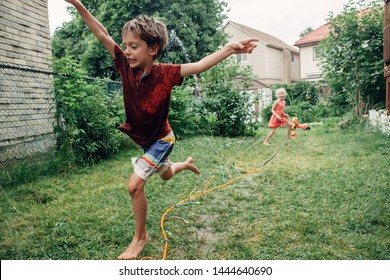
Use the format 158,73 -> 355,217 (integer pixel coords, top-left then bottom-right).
114,44 -> 183,148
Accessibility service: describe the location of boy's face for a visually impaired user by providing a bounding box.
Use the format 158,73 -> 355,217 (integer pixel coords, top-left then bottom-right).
122,32 -> 157,69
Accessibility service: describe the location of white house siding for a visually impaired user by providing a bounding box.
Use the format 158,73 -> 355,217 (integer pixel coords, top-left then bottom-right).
0,0 -> 55,162
225,23 -> 278,83
299,44 -> 322,81
291,54 -> 300,81
224,21 -> 299,85
266,46 -> 282,80
224,24 -> 265,78
251,43 -> 267,79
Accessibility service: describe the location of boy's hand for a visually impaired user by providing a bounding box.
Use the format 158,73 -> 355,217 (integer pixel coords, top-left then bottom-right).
180,39 -> 257,77
65,0 -> 79,4
229,39 -> 258,54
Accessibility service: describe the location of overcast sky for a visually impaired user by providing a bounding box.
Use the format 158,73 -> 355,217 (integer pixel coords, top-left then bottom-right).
48,0 -> 355,46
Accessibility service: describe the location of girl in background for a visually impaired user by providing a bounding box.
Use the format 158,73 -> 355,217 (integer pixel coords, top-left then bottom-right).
263,88 -> 294,145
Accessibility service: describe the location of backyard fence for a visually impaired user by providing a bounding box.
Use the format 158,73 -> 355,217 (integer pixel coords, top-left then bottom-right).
252,88 -> 273,122
0,63 -> 122,168
0,63 -> 56,164
369,109 -> 390,135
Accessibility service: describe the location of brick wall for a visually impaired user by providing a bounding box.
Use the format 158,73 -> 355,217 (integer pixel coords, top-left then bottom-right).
0,0 -> 55,162
0,0 -> 52,68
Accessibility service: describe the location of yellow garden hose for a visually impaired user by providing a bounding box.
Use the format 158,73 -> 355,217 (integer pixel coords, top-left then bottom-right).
159,147 -> 281,260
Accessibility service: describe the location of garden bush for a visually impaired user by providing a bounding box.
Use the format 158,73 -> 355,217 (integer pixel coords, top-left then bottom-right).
198,58 -> 257,137
53,57 -> 123,164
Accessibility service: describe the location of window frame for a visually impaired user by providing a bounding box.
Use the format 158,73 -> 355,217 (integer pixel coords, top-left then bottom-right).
313,46 -> 321,61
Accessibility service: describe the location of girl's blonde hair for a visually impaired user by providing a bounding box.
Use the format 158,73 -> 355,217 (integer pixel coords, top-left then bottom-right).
275,88 -> 287,97
121,15 -> 168,60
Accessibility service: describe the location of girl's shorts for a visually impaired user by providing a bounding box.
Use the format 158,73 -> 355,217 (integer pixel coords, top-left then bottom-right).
131,131 -> 175,181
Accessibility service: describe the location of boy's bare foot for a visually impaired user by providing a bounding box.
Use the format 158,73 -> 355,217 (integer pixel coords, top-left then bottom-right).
263,142 -> 270,146
186,157 -> 200,174
117,233 -> 149,260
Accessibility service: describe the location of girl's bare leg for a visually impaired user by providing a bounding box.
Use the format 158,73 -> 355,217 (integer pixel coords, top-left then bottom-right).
118,173 -> 149,260
263,129 -> 276,145
286,121 -> 294,139
160,157 -> 200,181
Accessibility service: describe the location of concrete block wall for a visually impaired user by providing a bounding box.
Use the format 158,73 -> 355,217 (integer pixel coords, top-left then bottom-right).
0,0 -> 52,68
0,0 -> 55,162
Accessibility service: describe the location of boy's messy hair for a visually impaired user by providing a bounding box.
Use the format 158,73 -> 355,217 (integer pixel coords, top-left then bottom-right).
122,15 -> 168,60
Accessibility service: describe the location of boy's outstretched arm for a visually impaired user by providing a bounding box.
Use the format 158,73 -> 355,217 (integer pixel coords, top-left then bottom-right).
180,39 -> 258,77
65,0 -> 116,58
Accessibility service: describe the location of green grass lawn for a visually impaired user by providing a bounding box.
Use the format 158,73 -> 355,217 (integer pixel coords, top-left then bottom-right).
1,124 -> 389,260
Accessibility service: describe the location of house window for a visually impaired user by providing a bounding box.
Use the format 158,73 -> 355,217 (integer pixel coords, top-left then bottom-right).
291,54 -> 295,62
313,46 -> 321,61
237,53 -> 248,63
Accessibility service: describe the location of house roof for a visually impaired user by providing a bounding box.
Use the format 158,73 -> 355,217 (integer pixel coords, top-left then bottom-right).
294,23 -> 330,47
294,7 -> 375,47
225,21 -> 299,54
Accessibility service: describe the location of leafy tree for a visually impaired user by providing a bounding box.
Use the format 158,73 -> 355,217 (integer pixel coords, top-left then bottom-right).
270,81 -> 319,105
168,80 -> 203,139
319,0 -> 385,115
300,27 -> 313,38
198,58 -> 257,137
52,0 -> 228,79
53,57 -> 122,164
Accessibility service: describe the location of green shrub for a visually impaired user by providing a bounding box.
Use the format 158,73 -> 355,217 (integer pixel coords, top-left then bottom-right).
320,0 -> 385,114
270,81 -> 319,105
263,82 -> 346,126
169,84 -> 203,139
286,102 -> 334,123
260,103 -> 273,127
198,58 -> 257,137
53,57 -> 122,164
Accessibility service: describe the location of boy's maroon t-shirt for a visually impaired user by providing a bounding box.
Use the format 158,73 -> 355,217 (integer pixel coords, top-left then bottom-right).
113,44 -> 183,148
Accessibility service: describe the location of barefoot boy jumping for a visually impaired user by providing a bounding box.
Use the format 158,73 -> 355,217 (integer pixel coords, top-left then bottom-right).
65,0 -> 257,260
